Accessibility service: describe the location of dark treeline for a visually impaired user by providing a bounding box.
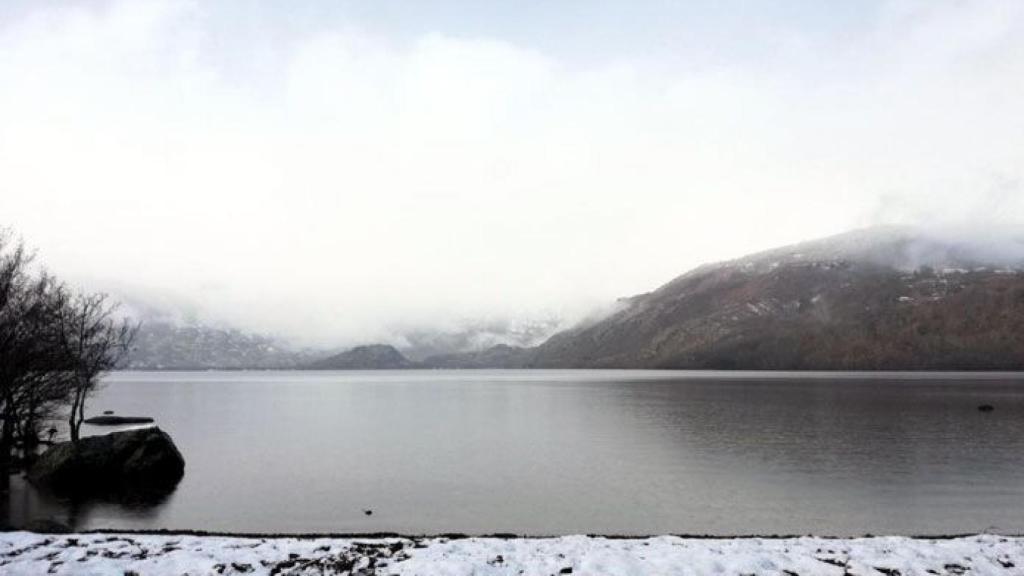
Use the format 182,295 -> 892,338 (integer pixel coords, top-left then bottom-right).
0,230 -> 136,487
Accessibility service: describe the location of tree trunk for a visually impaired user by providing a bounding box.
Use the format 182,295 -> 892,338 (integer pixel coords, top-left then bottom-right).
68,389 -> 81,443
0,410 -> 13,493
21,412 -> 38,465
76,387 -> 86,437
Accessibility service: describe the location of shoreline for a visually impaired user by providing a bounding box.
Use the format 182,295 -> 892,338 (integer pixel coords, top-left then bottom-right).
112,367 -> 1024,373
6,527 -> 1021,540
2,531 -> 1021,575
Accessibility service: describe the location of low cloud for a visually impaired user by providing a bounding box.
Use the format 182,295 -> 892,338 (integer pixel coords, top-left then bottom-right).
0,0 -> 1022,346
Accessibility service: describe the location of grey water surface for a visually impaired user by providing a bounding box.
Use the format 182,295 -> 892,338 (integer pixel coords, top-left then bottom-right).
5,370 -> 1024,536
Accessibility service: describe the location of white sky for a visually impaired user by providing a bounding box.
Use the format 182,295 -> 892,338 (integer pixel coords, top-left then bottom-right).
1,0 -> 1022,345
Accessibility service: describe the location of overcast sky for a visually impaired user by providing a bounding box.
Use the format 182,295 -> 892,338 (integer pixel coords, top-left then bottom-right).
1,0 -> 1022,345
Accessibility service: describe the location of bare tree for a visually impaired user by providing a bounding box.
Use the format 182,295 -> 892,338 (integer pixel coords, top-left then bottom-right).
55,291 -> 137,443
0,233 -> 66,484
0,229 -> 138,493
18,369 -> 75,452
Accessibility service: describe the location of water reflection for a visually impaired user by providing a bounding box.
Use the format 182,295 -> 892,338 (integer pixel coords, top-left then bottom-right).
3,474 -> 173,530
3,370 -> 1024,536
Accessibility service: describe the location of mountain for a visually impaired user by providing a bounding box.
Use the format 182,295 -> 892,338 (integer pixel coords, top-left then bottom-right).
126,321 -> 326,370
309,344 -> 413,370
397,318 -> 561,361
438,227 -> 1024,370
421,343 -> 533,369
119,296 -> 560,370
127,226 -> 1024,371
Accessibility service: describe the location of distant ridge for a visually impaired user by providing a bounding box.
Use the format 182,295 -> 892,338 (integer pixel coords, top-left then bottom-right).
309,344 -> 413,370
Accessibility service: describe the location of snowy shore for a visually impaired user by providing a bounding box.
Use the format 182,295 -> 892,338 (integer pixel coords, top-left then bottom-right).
1,531 -> 1022,575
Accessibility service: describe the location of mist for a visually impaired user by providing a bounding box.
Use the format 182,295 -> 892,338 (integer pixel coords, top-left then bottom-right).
1,0 -> 1022,347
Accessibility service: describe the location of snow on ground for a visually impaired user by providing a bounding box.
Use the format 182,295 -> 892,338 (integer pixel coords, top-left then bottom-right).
1,531 -> 1022,575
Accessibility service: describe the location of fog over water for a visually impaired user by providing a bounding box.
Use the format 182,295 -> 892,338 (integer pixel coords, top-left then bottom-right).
1,0 -> 1022,346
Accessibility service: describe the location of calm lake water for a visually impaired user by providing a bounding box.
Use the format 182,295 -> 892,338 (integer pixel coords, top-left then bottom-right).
5,370 -> 1024,536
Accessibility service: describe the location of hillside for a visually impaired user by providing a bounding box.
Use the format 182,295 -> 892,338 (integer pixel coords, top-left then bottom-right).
309,344 -> 413,370
440,227 -> 1024,370
421,344 -> 533,369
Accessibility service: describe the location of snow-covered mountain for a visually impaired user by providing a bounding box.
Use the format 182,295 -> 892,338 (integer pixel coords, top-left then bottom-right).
123,313 -> 562,370
126,321 -> 326,370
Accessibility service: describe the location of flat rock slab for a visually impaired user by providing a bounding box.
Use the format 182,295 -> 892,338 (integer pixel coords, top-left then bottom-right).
83,415 -> 155,425
0,532 -> 1021,575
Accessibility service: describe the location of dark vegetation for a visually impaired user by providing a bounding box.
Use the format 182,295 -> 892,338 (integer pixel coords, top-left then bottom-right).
0,230 -> 137,489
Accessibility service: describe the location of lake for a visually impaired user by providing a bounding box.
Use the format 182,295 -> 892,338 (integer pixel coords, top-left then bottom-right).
4,370 -> 1024,536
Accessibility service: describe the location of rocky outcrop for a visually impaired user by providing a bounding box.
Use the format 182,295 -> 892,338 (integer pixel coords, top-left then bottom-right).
29,427 -> 185,497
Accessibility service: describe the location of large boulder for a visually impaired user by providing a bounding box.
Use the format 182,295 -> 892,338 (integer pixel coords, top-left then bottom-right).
29,427 -> 185,498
